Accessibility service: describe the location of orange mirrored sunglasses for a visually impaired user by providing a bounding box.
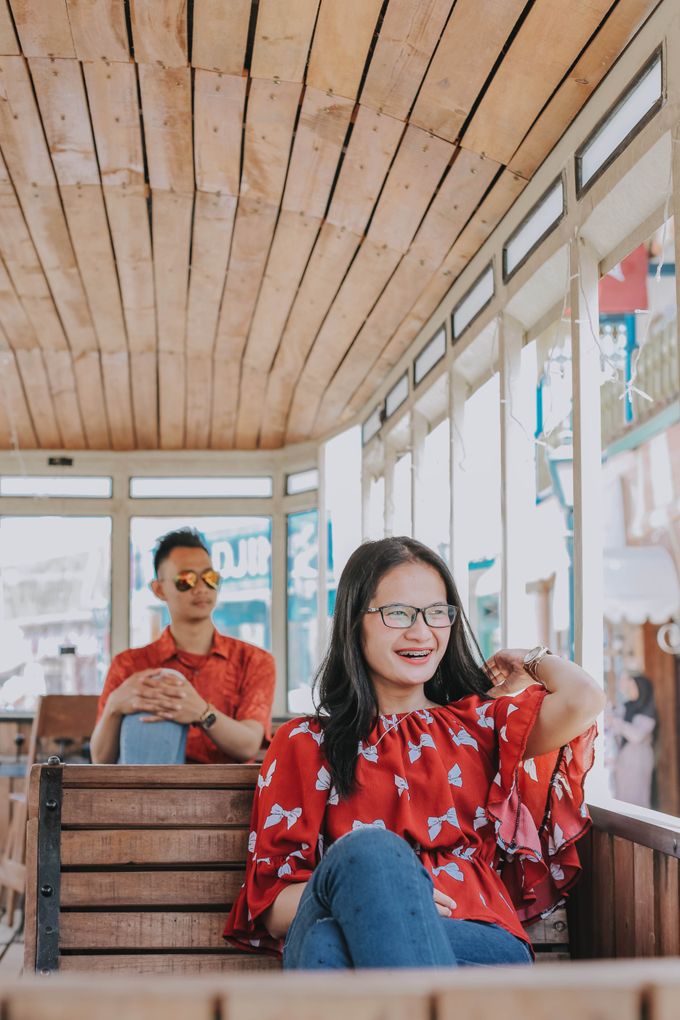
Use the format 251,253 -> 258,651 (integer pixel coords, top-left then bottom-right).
172,568 -> 221,592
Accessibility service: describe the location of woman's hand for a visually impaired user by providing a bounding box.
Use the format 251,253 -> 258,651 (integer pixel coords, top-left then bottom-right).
433,888 -> 455,917
485,648 -> 536,698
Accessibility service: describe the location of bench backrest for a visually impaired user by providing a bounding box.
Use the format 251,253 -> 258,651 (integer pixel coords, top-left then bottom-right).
24,762 -> 567,974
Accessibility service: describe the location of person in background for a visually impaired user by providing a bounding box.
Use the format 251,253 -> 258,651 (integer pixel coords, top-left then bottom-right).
91,528 -> 276,765
611,669 -> 657,808
224,536 -> 604,970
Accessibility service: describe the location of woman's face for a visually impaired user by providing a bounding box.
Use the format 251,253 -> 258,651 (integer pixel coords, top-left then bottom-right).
361,560 -> 452,704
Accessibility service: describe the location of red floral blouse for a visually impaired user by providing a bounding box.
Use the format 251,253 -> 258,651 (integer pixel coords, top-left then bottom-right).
224,685 -> 596,955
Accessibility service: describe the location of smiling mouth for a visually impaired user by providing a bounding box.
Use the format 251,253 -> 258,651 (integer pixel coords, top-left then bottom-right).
396,650 -> 433,660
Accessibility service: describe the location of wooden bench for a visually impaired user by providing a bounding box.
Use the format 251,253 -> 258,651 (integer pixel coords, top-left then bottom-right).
24,762 -> 568,975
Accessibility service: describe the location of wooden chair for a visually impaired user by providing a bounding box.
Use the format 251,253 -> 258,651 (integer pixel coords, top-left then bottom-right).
0,695 -> 99,928
23,762 -> 567,975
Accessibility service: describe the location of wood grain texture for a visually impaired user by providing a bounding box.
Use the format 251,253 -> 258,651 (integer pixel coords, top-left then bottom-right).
9,0 -> 75,58
192,0 -> 251,74
360,0 -> 455,120
193,71 -> 246,196
130,0 -> 187,67
613,834 -> 636,958
60,910 -> 230,950
60,869 -> 246,907
66,0 -> 130,62
0,349 -> 37,447
13,348 -> 61,446
509,0 -> 662,180
655,852 -> 680,956
0,0 -> 18,54
307,0 -> 383,100
7,984 -> 215,1020
250,0 -> 321,83
411,0 -> 525,142
461,0 -> 616,165
61,786 -> 253,826
59,953 -> 280,973
138,65 -> 194,193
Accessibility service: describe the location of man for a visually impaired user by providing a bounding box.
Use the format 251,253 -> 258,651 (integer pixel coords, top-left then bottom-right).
91,528 -> 276,764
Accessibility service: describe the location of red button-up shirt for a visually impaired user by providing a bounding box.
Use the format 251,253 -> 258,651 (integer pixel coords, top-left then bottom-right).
97,627 -> 276,763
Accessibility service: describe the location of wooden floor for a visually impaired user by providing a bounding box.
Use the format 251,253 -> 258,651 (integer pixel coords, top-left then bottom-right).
0,909 -> 23,978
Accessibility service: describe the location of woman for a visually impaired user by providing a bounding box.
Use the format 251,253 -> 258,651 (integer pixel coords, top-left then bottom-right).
224,538 -> 604,969
612,671 -> 657,808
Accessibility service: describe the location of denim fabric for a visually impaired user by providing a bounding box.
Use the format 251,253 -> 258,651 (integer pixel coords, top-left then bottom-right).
118,712 -> 188,764
282,827 -> 532,970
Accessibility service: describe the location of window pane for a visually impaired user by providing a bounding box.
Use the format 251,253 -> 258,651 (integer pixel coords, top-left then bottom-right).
0,517 -> 111,707
598,217 -> 680,815
366,476 -> 385,539
465,375 -> 502,658
130,517 -> 272,651
130,476 -> 272,498
287,510 -> 318,715
391,453 -> 412,536
286,469 -> 319,495
0,476 -> 111,498
325,427 -> 362,622
416,419 -> 450,563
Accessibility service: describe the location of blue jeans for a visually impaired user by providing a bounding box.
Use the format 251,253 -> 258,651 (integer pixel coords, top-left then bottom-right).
118,712 -> 188,764
282,828 -> 532,970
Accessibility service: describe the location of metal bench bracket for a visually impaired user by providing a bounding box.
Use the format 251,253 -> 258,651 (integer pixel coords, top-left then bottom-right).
35,757 -> 63,974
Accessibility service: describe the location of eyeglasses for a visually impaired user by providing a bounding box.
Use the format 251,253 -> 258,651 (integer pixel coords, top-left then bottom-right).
170,568 -> 221,592
365,603 -> 458,629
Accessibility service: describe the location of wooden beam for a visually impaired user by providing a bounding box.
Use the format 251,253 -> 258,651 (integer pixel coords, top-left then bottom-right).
193,70 -> 246,196
461,0 -> 616,165
73,350 -> 111,448
508,0 -> 661,180
410,0 -> 525,143
159,351 -> 186,449
14,348 -> 62,446
259,222 -> 361,448
66,0 -> 130,62
129,0 -> 187,68
0,348 -> 38,447
153,189 -> 192,354
250,0 -> 321,84
191,0 -> 251,75
186,191 -> 237,356
235,88 -> 353,446
307,0 -> 383,100
103,185 -> 156,353
130,350 -> 158,448
0,252 -> 39,351
82,61 -> 145,187
360,0 -> 455,120
9,0 -> 75,58
138,65 -> 194,194
185,354 -> 213,448
101,352 -> 136,449
30,57 -> 129,354
0,0 -> 18,55
44,349 -> 87,448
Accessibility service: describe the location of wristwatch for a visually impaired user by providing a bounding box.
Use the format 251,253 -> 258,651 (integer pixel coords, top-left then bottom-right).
196,702 -> 218,730
523,646 -> 552,685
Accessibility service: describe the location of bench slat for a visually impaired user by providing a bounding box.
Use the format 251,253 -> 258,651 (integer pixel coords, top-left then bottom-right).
62,764 -> 260,788
61,829 -> 249,866
60,911 -> 234,950
61,870 -> 246,907
59,953 -> 281,974
61,789 -> 254,827
522,908 -> 569,945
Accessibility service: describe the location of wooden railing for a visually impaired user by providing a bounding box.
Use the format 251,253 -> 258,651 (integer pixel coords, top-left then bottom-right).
568,801 -> 680,959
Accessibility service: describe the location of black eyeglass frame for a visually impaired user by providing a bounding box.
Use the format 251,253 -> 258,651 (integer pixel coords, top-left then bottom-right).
365,603 -> 458,629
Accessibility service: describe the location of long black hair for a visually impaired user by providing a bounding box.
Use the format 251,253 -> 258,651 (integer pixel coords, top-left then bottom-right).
314,537 -> 490,798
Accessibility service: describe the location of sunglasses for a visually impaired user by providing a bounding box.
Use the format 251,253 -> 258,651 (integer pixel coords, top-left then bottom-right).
170,568 -> 221,592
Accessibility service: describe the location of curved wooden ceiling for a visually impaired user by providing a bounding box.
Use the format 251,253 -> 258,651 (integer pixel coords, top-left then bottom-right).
0,0 -> 660,451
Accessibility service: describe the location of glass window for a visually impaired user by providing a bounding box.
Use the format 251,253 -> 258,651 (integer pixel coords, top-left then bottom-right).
0,516 -> 111,707
286,469 -> 319,496
452,265 -> 494,339
464,375 -> 502,658
416,419 -> 451,563
130,517 -> 272,651
0,476 -> 112,498
598,216 -> 680,816
391,453 -> 412,537
130,477 -> 272,498
533,321 -> 575,660
366,475 -> 385,539
385,374 -> 409,419
287,510 -> 318,715
503,178 -> 564,280
325,426 -> 362,622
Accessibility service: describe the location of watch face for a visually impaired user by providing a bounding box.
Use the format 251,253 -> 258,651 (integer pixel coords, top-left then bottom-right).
202,712 -> 217,730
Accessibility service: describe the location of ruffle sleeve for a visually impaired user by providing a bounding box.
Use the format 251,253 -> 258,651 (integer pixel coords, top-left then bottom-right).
484,685 -> 596,924
223,717 -> 329,954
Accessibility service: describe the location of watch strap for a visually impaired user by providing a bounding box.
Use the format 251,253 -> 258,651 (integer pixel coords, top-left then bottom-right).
524,646 -> 552,684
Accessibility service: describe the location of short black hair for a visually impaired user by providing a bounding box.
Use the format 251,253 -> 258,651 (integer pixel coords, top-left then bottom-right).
153,528 -> 211,575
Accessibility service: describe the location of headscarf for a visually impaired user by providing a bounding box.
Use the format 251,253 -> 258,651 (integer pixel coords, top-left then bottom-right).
621,673 -> 657,745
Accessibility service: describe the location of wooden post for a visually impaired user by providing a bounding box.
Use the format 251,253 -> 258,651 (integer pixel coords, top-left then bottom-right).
499,313 -> 535,647
384,443 -> 397,537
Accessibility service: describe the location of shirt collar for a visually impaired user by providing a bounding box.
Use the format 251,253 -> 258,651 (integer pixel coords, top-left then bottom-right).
156,626 -> 231,661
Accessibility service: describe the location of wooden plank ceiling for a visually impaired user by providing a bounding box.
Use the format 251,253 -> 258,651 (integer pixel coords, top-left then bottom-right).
0,0 -> 661,451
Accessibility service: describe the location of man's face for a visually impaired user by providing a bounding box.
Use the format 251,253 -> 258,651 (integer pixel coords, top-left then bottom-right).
151,546 -> 218,625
